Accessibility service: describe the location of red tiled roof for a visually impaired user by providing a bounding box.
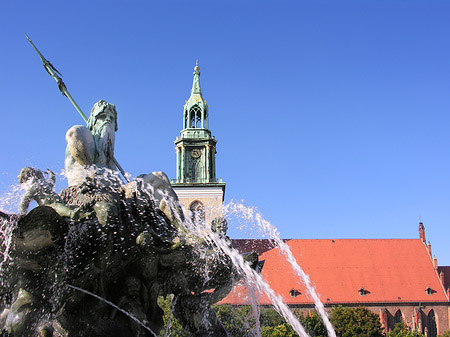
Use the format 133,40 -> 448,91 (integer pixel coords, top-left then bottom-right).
221,239 -> 449,306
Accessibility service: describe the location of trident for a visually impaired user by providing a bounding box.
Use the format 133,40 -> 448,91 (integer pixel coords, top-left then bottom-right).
25,33 -> 129,183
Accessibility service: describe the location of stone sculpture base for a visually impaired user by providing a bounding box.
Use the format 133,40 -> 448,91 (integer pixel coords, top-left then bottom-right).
0,175 -> 260,337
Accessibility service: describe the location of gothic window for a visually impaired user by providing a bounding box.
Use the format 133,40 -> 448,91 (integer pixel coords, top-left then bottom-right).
427,310 -> 437,337
394,310 -> 403,325
189,200 -> 205,224
189,105 -> 202,128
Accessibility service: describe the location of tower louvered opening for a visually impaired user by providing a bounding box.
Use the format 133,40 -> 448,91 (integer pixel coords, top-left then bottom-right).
189,104 -> 203,128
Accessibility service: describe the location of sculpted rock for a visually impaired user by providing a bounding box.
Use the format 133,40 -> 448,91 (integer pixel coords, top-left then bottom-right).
137,172 -> 184,220
1,99 -> 264,336
4,289 -> 37,336
0,161 -> 265,337
136,171 -> 174,206
17,167 -> 83,219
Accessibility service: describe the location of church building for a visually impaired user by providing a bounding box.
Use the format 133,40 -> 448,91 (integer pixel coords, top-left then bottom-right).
170,63 -> 450,336
171,62 -> 226,225
224,224 -> 450,336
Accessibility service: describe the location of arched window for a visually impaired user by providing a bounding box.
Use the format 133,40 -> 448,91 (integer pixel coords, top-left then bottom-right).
427,310 -> 437,337
189,200 -> 205,224
394,310 -> 403,325
189,105 -> 202,128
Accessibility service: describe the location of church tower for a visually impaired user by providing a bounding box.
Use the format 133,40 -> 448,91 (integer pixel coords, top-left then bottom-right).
171,61 -> 226,224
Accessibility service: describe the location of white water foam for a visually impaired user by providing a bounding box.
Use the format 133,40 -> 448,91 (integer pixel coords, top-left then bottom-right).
224,201 -> 336,337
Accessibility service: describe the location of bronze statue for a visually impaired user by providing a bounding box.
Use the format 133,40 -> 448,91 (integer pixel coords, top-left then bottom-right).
0,35 -> 264,337
17,167 -> 85,220
65,100 -> 119,186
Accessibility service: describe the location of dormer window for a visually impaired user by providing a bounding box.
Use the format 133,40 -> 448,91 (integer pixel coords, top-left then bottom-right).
425,287 -> 434,295
289,289 -> 301,298
358,287 -> 370,296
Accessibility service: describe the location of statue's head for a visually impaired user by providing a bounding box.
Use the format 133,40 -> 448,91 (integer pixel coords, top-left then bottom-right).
87,100 -> 118,133
18,167 -> 45,184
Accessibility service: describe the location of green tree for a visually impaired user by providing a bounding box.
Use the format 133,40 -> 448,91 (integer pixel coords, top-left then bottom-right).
157,296 -> 192,337
330,306 -> 384,337
438,330 -> 450,337
259,307 -> 298,337
260,306 -> 286,327
387,322 -> 425,337
298,311 -> 328,337
261,323 -> 297,337
214,304 -> 255,337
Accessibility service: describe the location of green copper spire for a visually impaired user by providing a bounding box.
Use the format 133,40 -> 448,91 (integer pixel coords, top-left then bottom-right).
191,60 -> 202,95
183,61 -> 208,130
174,62 -> 223,184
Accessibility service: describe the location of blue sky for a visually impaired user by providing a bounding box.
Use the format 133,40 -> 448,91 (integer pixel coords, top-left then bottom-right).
1,1 -> 450,265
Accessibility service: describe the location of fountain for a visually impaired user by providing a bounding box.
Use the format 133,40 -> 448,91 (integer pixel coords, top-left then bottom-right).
0,98 -> 265,336
0,36 -> 337,337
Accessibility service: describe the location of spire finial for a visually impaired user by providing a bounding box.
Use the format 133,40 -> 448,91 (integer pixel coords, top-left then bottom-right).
194,59 -> 200,73
191,59 -> 201,94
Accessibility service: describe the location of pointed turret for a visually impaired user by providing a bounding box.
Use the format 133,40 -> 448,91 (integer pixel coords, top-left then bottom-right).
174,61 -> 218,183
191,60 -> 202,95
183,61 -> 209,129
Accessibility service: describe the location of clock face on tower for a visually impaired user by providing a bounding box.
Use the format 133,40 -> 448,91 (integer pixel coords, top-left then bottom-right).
190,148 -> 202,159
